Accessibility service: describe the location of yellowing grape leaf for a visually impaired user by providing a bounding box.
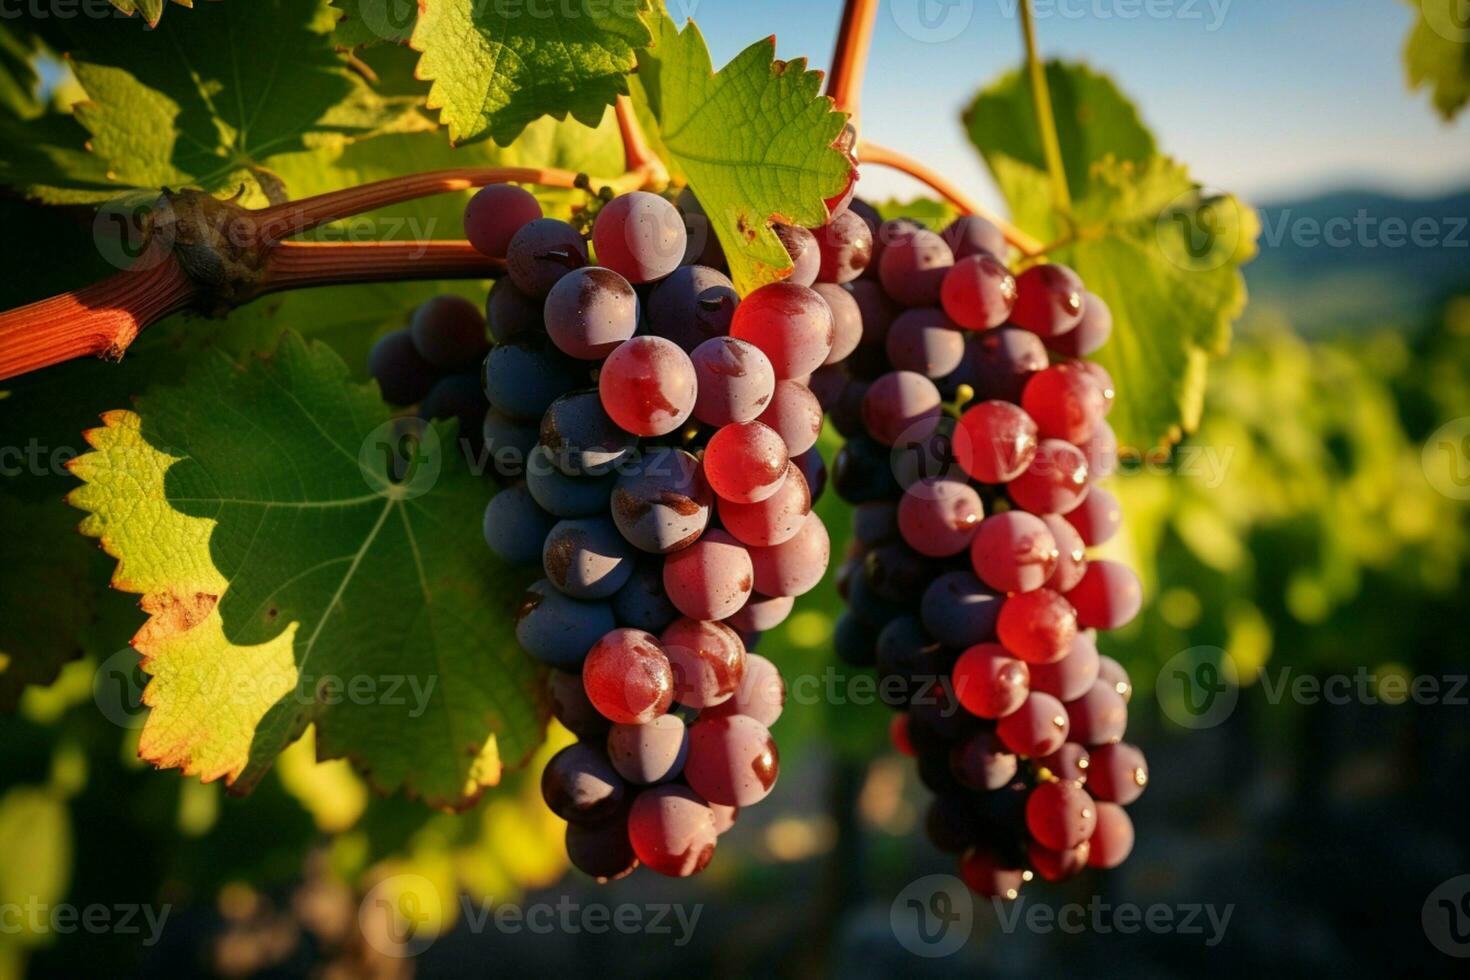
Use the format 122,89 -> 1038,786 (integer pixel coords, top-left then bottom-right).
412,0 -> 654,146
1402,0 -> 1470,120
67,333 -> 546,810
965,60 -> 1258,451
635,12 -> 853,295
35,0 -> 428,204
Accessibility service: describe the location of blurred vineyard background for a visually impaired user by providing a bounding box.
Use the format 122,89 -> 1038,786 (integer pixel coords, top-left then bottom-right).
2,178 -> 1468,977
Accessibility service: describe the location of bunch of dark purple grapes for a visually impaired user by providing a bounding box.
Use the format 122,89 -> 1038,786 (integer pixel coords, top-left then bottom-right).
369,182 -> 878,881
820,209 -> 1150,900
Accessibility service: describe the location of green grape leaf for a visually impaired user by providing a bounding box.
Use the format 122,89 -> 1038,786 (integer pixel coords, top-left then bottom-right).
873,196 -> 961,229
0,24 -> 43,119
66,333 -> 546,810
331,0 -> 417,48
635,13 -> 853,295
36,0 -> 429,204
964,61 -> 1258,451
412,0 -> 653,147
1402,0 -> 1470,120
964,61 -> 1156,243
108,0 -> 180,27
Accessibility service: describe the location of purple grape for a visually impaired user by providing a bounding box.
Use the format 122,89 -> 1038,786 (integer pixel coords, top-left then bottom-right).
544,266 -> 639,360
507,218 -> 588,298
610,447 -> 711,554
538,390 -> 637,476
464,183 -> 542,259
368,329 -> 436,406
647,265 -> 740,352
607,714 -> 689,784
542,517 -> 635,600
410,295 -> 489,372
541,742 -> 625,824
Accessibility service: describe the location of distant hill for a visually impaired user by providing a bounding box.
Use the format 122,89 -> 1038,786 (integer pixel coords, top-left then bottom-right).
1243,188 -> 1470,335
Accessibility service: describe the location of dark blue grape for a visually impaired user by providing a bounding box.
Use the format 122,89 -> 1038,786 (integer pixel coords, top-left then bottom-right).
525,445 -> 616,517
539,390 -> 638,476
542,517 -> 635,600
612,561 -> 680,633
483,483 -> 556,565
368,328 -> 437,406
514,579 -> 615,668
921,571 -> 1002,648
483,339 -> 586,421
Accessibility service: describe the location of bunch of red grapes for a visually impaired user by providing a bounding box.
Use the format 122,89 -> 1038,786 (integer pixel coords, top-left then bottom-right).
823,210 -> 1148,899
370,183 -> 881,880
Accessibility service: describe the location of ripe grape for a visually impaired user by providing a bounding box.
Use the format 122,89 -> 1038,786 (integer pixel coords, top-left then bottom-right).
1025,779 -> 1097,851
1065,485 -> 1122,546
1039,742 -> 1091,784
1028,632 -> 1101,702
544,266 -> 639,360
1010,263 -> 1084,337
920,572 -> 1002,648
549,668 -> 611,739
514,580 -> 616,669
421,374 -> 490,438
843,279 -> 899,346
675,188 -> 726,269
885,308 -> 966,378
718,462 -> 811,547
598,336 -> 697,437
541,743 -> 625,823
703,421 -> 789,504
834,611 -> 878,666
1022,362 -> 1106,444
774,223 -> 820,286
612,560 -> 680,634
647,265 -> 739,352
702,653 -> 785,726
592,191 -> 686,284
582,628 -> 675,725
941,214 -> 1007,261
812,283 -> 863,365
539,390 -> 638,476
482,409 -> 538,480
542,517 -> 635,600
660,618 -> 746,708
690,337 -> 776,427
814,210 -> 874,284
995,691 -> 1070,757
1028,840 -> 1091,883
792,446 -> 827,503
1098,655 -> 1133,702
627,784 -> 717,877
970,511 -> 1059,594
1067,680 -> 1129,746
464,184 -> 542,259
483,483 -> 556,565
1088,802 -> 1135,868
861,371 -> 942,446
566,819 -> 638,882
959,848 -> 1028,900
756,380 -> 823,456
1008,439 -> 1091,515
1046,290 -> 1113,357
940,253 -> 1017,330
1066,560 -> 1143,630
897,479 -> 984,558
684,714 -> 780,807
525,446 -> 616,517
748,511 -> 830,598
368,329 -> 437,406
486,277 -> 541,343
607,714 -> 689,785
609,447 -> 711,554
1087,742 -> 1148,804
951,731 -> 1019,790
957,400 -> 1039,484
878,229 -> 953,307
726,594 -> 795,635
1077,360 -> 1116,415
996,588 -> 1078,664
410,295 -> 489,372
483,338 -> 585,421
729,282 -> 836,379
662,529 -> 754,621
1080,420 -> 1119,479
952,643 -> 1029,719
507,218 -> 588,298
1041,513 -> 1089,592
968,325 -> 1049,402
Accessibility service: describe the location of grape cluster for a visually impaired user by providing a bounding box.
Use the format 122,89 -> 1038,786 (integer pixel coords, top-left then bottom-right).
369,183 -> 878,881
822,208 -> 1149,899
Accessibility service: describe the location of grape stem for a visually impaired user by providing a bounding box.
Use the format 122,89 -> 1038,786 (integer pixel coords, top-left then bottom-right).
826,0 -> 880,127
856,141 -> 1045,256
613,95 -> 669,188
1019,0 -> 1072,214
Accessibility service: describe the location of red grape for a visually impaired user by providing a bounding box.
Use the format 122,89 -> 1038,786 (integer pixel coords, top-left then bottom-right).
599,336 -> 697,436
996,691 -> 1070,757
940,253 -> 1017,330
1010,263 -> 1084,337
662,529 -> 754,621
997,588 -> 1078,664
582,628 -> 674,724
1008,439 -> 1091,515
1066,560 -> 1142,630
952,643 -> 1030,719
703,420 -> 790,504
970,511 -> 1059,594
729,282 -> 836,379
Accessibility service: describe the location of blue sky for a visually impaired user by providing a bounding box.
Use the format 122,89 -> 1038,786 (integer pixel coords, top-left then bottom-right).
672,0 -> 1470,209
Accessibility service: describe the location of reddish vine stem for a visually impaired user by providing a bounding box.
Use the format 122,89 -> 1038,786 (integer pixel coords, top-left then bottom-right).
261,241 -> 504,291
253,166 -> 584,240
613,95 -> 667,187
0,256 -> 195,381
826,0 -> 880,125
856,141 -> 1045,257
